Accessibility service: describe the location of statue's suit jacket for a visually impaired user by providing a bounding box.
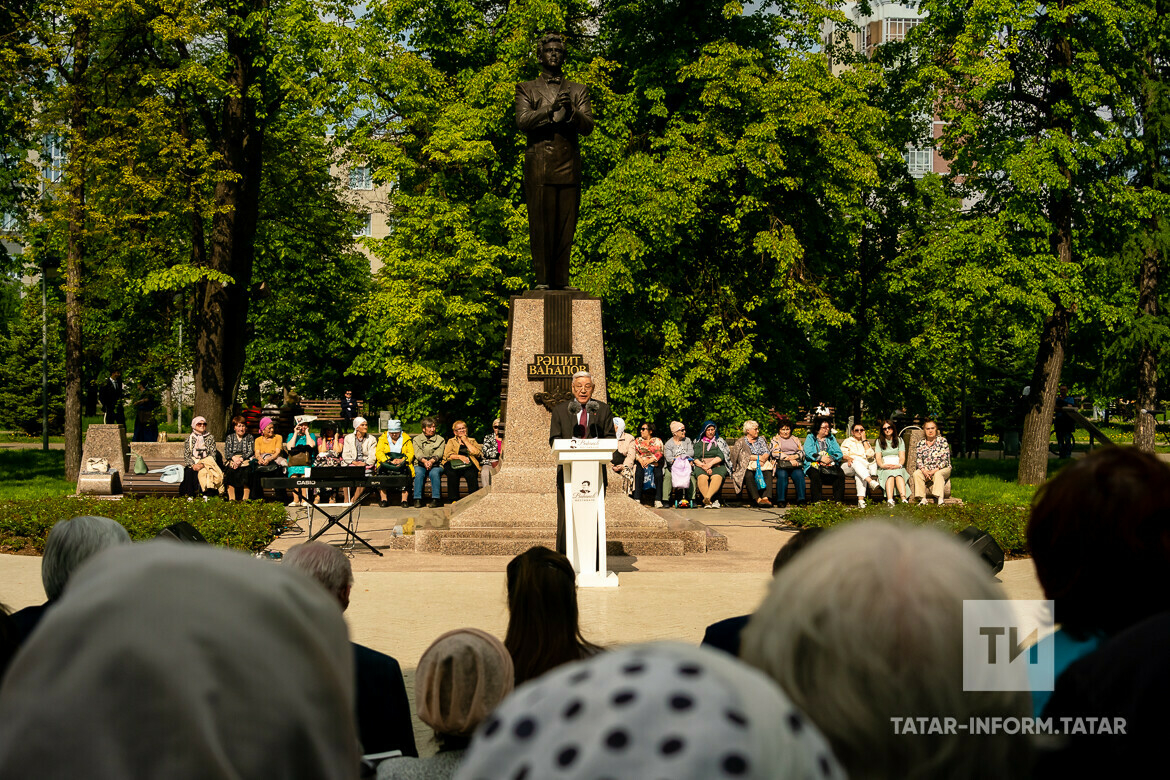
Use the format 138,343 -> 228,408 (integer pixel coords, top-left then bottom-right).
515,76 -> 594,186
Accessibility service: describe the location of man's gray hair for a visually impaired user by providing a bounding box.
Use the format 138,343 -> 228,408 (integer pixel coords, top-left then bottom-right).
741,521 -> 1031,778
284,542 -> 354,604
42,516 -> 132,601
571,370 -> 593,384
421,416 -> 437,430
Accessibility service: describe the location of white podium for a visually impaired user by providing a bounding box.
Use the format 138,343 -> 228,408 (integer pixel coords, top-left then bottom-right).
554,438 -> 620,588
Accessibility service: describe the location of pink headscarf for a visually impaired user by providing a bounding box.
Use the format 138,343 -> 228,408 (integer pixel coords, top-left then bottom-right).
259,416 -> 274,432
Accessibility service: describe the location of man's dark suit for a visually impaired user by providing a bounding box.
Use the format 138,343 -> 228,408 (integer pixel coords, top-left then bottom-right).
353,642 -> 418,757
99,377 -> 125,425
700,615 -> 752,658
515,75 -> 593,288
549,398 -> 615,554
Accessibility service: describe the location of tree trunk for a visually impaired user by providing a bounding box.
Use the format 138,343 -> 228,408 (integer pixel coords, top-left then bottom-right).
1133,235 -> 1158,452
190,24 -> 264,440
1134,30 -> 1164,453
1018,305 -> 1070,484
1018,10 -> 1075,486
63,16 -> 90,481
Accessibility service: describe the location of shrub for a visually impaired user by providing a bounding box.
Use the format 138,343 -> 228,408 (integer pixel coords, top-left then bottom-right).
785,501 -> 1029,555
0,496 -> 285,554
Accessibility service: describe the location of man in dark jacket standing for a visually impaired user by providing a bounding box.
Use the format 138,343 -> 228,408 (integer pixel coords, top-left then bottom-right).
98,370 -> 125,425
549,371 -> 615,554
515,32 -> 594,290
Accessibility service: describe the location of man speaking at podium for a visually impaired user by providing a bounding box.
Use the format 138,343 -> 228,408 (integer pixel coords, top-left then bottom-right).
549,371 -> 615,554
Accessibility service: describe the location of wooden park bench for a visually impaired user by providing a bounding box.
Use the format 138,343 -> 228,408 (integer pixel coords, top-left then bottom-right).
300,398 -> 366,425
119,442 -> 222,497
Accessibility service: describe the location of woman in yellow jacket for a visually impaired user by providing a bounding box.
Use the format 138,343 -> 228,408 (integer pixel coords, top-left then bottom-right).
376,419 -> 415,507
442,420 -> 483,501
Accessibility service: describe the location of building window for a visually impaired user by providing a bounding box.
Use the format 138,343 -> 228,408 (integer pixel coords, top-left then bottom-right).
885,18 -> 920,43
349,166 -> 373,190
904,147 -> 933,177
45,135 -> 66,183
354,213 -> 372,237
1,212 -> 16,231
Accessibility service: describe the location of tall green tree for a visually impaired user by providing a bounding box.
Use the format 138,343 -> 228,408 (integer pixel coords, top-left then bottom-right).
918,0 -> 1133,483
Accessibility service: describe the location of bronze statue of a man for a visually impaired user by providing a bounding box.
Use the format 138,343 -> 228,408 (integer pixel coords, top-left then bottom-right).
515,33 -> 594,290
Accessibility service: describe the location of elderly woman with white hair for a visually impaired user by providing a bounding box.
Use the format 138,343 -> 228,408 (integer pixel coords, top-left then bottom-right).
378,628 -> 514,780
0,543 -> 360,779
740,521 -> 1033,779
661,421 -> 695,508
342,415 -> 377,503
731,420 -> 773,507
7,515 -> 131,643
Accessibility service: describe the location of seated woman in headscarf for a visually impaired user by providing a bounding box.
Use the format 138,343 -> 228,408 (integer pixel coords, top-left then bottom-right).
178,416 -> 221,498
376,629 -> 513,780
252,416 -> 286,500
692,420 -> 731,508
0,543 -> 360,779
454,642 -> 845,780
376,419 -> 414,508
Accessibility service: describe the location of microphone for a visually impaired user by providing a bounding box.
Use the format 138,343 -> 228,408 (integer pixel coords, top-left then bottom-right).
568,400 -> 584,438
568,400 -> 582,415
586,400 -> 599,414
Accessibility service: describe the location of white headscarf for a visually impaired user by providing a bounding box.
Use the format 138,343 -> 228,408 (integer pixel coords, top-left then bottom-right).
453,642 -> 844,780
0,542 -> 359,779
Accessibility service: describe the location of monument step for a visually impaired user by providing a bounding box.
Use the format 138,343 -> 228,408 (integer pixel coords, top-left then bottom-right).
437,537 -> 686,556
449,516 -> 667,530
415,527 -> 707,554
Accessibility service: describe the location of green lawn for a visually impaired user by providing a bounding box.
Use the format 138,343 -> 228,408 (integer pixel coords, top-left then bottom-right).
950,457 -> 1070,507
0,450 -> 75,500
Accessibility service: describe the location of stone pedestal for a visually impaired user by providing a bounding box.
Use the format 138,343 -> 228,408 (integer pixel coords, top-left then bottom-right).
78,424 -> 129,483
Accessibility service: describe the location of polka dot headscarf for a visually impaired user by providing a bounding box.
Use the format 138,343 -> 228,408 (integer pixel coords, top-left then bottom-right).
453,641 -> 844,780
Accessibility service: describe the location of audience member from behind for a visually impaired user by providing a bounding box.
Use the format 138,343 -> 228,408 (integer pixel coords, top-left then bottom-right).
8,515 -> 131,643
1036,611 -> 1170,777
504,546 -> 601,687
741,521 -> 1032,779
453,642 -> 846,780
379,629 -> 513,780
701,527 -> 824,657
1025,446 -> 1170,716
0,543 -> 359,779
285,541 -> 418,759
